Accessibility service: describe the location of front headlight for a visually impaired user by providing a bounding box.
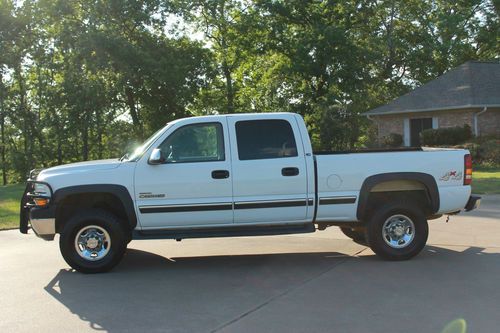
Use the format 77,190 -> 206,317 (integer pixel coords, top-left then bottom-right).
31,182 -> 52,207
34,183 -> 51,197
29,168 -> 44,180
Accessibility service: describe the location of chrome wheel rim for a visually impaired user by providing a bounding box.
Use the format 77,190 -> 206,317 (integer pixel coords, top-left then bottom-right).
74,225 -> 111,261
382,214 -> 415,249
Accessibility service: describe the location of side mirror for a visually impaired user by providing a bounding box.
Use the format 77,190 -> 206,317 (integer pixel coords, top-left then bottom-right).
148,148 -> 165,165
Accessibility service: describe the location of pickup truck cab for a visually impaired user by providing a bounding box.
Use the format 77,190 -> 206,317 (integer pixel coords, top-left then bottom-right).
20,113 -> 480,273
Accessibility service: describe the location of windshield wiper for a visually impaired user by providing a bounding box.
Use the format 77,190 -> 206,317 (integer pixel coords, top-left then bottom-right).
119,153 -> 129,162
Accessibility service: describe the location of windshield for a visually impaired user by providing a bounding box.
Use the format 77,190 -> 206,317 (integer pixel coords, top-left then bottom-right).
124,125 -> 168,161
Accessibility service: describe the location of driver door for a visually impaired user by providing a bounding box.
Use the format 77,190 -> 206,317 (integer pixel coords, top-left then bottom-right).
134,119 -> 233,229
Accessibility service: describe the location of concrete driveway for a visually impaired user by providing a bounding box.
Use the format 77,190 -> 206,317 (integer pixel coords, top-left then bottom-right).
1,196 -> 499,333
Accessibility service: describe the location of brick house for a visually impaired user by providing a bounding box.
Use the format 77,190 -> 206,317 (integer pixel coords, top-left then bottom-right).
365,61 -> 500,147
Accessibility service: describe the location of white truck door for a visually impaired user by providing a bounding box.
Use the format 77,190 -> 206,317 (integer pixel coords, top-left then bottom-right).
134,119 -> 233,229
227,115 -> 309,224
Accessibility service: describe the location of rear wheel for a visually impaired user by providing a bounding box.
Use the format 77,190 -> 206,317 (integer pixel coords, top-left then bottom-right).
366,201 -> 428,260
59,209 -> 127,273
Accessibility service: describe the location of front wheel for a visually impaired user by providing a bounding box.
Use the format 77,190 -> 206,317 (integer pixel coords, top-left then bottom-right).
59,209 -> 127,273
366,201 -> 428,261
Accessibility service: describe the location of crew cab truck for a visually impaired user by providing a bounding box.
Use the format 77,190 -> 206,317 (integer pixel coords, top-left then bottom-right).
20,113 -> 480,273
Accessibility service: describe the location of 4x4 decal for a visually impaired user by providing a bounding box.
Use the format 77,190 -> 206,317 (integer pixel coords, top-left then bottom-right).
439,171 -> 462,181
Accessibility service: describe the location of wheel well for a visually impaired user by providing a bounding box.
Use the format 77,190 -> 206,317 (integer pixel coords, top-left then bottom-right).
357,173 -> 440,221
363,188 -> 433,221
55,192 -> 130,233
370,180 -> 427,192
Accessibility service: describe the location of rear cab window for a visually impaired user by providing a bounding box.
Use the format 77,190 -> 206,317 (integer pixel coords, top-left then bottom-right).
235,119 -> 298,160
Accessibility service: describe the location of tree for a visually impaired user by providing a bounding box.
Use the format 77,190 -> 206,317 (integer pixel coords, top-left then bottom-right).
173,0 -> 255,114
0,0 -> 497,182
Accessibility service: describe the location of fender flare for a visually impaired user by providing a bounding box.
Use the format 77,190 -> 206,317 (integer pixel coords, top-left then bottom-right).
53,184 -> 137,230
356,172 -> 440,220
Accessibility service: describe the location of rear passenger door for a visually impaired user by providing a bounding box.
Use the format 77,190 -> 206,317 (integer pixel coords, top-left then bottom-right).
227,116 -> 309,224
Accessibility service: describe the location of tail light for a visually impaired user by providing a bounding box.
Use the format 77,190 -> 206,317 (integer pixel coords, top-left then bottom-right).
464,154 -> 472,185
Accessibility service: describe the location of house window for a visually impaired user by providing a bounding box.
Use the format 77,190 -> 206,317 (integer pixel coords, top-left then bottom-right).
410,118 -> 433,146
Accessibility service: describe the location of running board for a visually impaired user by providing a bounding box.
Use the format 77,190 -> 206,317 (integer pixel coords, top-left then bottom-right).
133,223 -> 315,240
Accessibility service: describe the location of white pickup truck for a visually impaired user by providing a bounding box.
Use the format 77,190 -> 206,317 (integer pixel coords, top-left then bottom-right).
20,113 -> 480,273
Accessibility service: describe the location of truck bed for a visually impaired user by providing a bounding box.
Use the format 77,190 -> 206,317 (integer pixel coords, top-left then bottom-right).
314,148 -> 471,222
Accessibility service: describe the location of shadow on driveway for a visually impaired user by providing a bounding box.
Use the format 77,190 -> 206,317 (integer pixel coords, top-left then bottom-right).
44,246 -> 500,332
45,249 -> 355,332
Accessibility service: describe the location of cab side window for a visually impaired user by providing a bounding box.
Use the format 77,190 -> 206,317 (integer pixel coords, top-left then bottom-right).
235,120 -> 298,160
159,123 -> 225,163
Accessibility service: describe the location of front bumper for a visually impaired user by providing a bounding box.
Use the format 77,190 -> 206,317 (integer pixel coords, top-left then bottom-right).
465,195 -> 481,212
20,181 -> 56,241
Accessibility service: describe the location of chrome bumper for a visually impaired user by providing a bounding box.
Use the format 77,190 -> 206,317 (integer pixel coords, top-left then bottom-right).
30,217 -> 56,240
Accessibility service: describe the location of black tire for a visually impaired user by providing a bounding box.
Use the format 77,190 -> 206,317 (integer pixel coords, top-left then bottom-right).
340,226 -> 366,241
59,209 -> 127,273
366,201 -> 428,261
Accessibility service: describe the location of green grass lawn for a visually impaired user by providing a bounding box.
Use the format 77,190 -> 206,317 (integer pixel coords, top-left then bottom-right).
473,166 -> 500,195
0,183 -> 25,230
0,165 -> 498,230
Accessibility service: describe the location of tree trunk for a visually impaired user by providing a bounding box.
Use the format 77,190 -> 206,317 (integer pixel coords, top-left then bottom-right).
82,112 -> 89,161
0,72 -> 7,185
48,63 -> 63,165
222,60 -> 234,113
54,111 -> 63,164
125,86 -> 143,138
382,1 -> 396,80
15,64 -> 32,175
57,136 -> 62,165
33,66 -> 45,151
96,108 -> 103,159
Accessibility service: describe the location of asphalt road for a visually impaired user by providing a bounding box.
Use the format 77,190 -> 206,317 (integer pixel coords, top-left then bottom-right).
1,195 -> 499,333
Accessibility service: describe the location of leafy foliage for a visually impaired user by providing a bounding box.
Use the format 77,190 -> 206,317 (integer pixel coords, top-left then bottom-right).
0,0 -> 497,183
420,125 -> 473,146
382,133 -> 404,148
479,139 -> 500,165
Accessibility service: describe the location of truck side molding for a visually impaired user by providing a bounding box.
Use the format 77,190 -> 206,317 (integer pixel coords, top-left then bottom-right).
356,172 -> 440,220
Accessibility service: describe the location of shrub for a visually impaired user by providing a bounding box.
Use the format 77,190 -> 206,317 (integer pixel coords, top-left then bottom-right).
479,139 -> 500,165
420,125 -> 472,146
382,133 -> 403,147
452,142 -> 481,160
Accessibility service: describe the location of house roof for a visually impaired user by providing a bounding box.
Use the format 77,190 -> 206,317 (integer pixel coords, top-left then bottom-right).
365,61 -> 500,116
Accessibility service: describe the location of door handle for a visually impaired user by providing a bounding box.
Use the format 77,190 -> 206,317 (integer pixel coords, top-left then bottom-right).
282,167 -> 299,176
212,170 -> 230,179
